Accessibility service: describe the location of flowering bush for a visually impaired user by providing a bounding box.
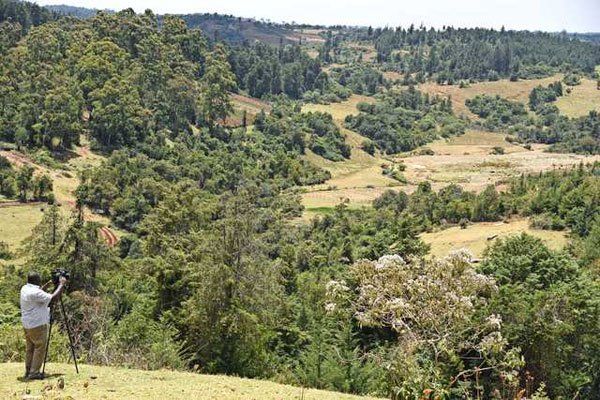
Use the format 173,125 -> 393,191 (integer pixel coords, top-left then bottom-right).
327,250 -> 523,399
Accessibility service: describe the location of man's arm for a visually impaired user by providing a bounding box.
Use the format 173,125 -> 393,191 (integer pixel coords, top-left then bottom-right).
49,276 -> 67,303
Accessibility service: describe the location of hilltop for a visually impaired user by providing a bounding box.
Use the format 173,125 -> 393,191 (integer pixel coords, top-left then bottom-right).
0,363 -> 382,400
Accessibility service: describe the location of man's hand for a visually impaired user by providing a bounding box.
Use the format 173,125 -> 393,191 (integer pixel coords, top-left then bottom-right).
50,276 -> 68,303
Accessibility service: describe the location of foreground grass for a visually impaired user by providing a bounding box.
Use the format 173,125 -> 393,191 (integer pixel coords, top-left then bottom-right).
421,219 -> 568,258
0,363 -> 382,400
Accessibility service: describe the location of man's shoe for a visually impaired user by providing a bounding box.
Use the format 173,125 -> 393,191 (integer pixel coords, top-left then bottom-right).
27,372 -> 45,380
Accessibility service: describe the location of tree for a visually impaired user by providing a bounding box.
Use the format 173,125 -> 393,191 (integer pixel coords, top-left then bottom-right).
41,85 -> 82,149
89,77 -> 149,147
480,234 -> 600,398
16,165 -> 34,202
21,204 -> 65,270
32,174 -> 53,202
330,251 -> 520,399
199,44 -> 236,131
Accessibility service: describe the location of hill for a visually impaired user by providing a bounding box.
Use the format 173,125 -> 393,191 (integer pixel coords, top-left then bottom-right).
44,4 -> 113,19
44,4 -> 316,45
0,363 -> 382,400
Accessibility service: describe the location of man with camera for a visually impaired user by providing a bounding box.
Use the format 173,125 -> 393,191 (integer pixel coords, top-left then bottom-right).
20,271 -> 67,380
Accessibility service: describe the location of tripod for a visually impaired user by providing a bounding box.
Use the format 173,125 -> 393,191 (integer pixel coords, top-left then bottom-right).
42,295 -> 79,375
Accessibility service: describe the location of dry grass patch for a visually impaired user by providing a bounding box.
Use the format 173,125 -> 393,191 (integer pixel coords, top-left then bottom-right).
0,363 -> 381,400
400,130 -> 600,193
301,96 -> 402,209
422,219 -> 568,258
555,78 -> 600,118
303,95 -> 375,121
226,94 -> 271,127
418,76 -> 562,117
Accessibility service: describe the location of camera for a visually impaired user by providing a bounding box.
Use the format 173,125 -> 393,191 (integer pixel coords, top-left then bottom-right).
51,269 -> 70,286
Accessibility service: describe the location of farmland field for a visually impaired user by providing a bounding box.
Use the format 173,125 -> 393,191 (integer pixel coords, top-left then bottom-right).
554,78 -> 600,117
301,127 -> 600,210
421,219 -> 568,258
0,204 -> 45,252
418,75 -> 563,116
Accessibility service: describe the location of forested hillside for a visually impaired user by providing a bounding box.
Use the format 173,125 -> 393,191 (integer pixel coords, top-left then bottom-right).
1,1 -> 600,399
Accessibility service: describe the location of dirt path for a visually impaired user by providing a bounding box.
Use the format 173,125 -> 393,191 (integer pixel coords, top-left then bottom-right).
99,226 -> 118,247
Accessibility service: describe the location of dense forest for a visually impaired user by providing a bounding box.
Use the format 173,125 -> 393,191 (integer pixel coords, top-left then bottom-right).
325,26 -> 600,83
1,1 -> 600,399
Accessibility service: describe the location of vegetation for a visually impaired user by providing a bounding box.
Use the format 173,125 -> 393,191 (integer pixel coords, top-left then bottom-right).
1,3 -> 600,399
345,86 -> 466,154
466,87 -> 600,154
329,26 -> 600,83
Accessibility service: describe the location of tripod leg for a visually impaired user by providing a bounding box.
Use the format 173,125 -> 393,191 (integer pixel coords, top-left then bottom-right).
59,297 -> 79,374
42,305 -> 55,376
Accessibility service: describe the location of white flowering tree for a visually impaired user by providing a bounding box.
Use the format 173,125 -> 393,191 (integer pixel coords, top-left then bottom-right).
327,250 -> 524,399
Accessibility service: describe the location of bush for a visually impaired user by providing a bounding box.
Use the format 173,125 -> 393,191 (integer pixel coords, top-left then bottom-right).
0,242 -> 12,260
562,73 -> 581,86
100,304 -> 186,370
530,214 -> 566,231
361,140 -> 375,155
490,146 -> 505,155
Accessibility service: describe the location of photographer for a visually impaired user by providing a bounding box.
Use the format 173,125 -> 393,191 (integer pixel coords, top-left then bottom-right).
20,271 -> 67,380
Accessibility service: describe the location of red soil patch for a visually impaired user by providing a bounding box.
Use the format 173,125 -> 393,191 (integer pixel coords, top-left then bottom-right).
99,226 -> 118,247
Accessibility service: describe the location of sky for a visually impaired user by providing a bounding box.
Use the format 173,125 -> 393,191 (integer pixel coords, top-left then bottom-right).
35,0 -> 600,32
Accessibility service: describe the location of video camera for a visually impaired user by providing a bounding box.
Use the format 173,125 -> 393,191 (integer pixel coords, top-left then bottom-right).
51,269 -> 70,286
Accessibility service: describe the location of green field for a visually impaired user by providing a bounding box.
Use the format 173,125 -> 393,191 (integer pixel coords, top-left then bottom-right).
0,205 -> 45,252
0,363 -> 382,400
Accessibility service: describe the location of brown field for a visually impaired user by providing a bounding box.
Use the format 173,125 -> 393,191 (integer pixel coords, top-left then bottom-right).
289,28 -> 327,44
344,43 -> 377,62
401,130 -> 600,193
421,219 -> 568,258
300,128 -> 600,210
418,75 -> 562,117
555,78 -> 600,117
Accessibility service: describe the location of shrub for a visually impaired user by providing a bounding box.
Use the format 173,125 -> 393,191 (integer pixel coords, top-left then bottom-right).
490,146 -> 505,155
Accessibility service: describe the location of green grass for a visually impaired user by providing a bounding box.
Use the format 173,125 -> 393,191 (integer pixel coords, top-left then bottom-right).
0,205 -> 45,251
0,363 -> 382,400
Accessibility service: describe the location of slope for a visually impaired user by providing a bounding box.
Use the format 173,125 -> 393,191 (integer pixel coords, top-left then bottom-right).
0,363 -> 383,400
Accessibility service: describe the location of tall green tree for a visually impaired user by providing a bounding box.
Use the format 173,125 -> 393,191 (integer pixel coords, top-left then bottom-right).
199,44 -> 236,131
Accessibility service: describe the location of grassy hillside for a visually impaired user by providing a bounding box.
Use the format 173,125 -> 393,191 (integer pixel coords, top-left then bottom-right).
0,363 -> 382,400
421,219 -> 568,258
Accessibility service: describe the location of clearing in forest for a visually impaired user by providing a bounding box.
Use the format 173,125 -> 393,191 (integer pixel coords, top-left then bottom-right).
301,96 -> 400,211
0,139 -> 120,255
421,219 -> 568,258
554,78 -> 600,117
300,127 -> 600,210
226,93 -> 271,127
418,75 -> 562,116
0,363 -> 382,400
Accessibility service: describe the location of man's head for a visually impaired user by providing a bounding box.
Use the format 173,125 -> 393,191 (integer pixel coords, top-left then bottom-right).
27,272 -> 41,286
